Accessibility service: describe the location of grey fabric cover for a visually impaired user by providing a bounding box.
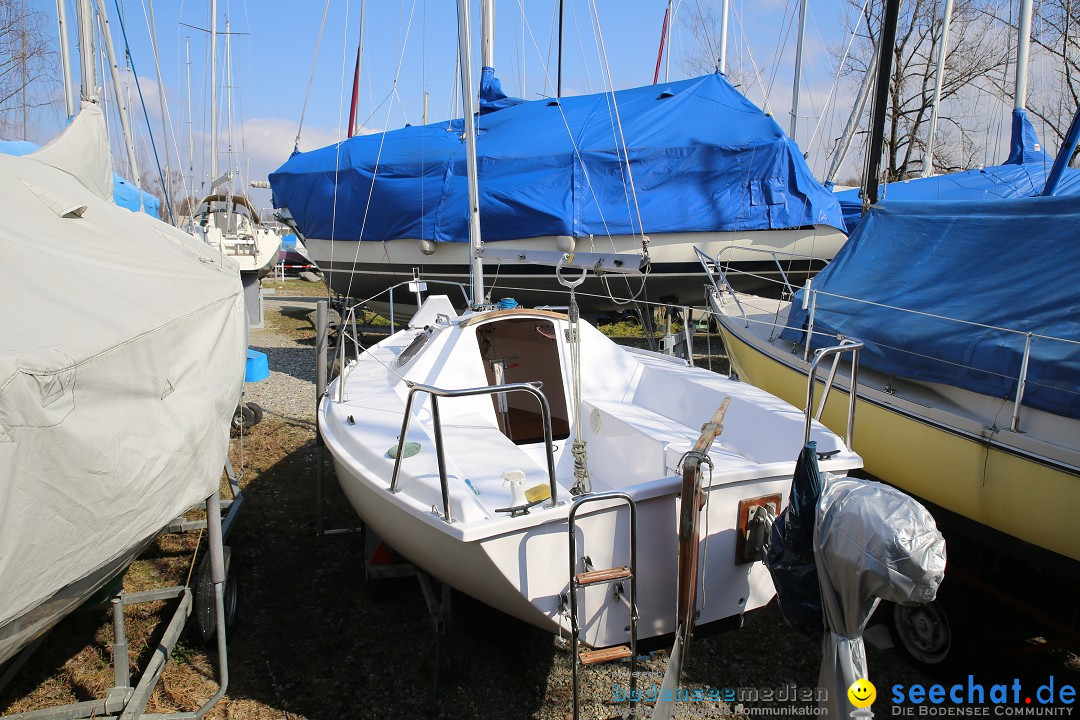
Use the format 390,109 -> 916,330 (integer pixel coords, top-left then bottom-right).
815,477 -> 946,717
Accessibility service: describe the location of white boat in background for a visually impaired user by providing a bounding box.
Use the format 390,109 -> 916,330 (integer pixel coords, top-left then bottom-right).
0,102 -> 247,665
189,192 -> 283,276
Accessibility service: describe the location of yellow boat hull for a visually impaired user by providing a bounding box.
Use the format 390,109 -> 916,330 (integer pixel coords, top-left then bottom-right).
719,321 -> 1080,565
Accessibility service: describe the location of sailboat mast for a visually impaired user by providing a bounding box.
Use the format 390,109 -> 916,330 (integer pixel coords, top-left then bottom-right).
862,0 -> 901,211
790,0 -> 809,142
186,37 -> 194,199
664,0 -> 673,82
824,42 -> 877,186
719,0 -> 730,74
347,0 -> 365,138
456,0 -> 485,306
922,0 -> 953,178
147,0 -> 173,220
76,0 -> 96,101
226,18 -> 234,189
55,0 -> 76,117
1014,0 -> 1032,109
93,0 -> 141,193
210,0 -> 218,185
481,0 -> 495,68
557,0 -> 564,97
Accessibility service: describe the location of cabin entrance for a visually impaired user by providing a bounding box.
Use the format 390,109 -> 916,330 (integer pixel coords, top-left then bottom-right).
476,318 -> 571,445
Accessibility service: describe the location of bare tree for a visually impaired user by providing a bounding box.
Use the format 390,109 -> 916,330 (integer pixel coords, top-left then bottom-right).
839,0 -> 1012,181
981,0 -> 1080,149
0,0 -> 61,139
677,0 -> 751,91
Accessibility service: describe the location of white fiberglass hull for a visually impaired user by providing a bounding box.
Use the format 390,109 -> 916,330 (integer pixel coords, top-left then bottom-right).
320,300 -> 860,648
307,226 -> 844,311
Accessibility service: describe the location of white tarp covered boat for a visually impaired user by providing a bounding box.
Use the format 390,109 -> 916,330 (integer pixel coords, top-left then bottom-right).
0,103 -> 247,665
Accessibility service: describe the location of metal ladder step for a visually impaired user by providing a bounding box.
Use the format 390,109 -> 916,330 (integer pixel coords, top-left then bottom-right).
574,566 -> 631,586
578,645 -> 632,666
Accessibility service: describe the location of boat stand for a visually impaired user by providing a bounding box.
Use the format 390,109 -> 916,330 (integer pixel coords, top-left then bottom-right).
416,572 -> 453,693
3,491 -> 232,720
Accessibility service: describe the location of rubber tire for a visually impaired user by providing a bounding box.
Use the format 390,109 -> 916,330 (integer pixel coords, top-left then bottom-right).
246,402 -> 264,426
887,584 -> 974,678
194,546 -> 238,646
231,404 -> 256,433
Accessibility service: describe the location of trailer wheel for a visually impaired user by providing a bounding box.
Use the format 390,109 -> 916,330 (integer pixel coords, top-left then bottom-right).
888,586 -> 972,676
194,546 -> 238,645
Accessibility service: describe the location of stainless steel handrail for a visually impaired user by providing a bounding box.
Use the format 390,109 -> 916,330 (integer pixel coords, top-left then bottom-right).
804,340 -> 863,449
388,381 -> 560,523
694,246 -> 748,327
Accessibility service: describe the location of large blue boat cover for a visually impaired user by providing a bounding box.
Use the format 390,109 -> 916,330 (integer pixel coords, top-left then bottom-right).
0,139 -> 162,217
834,109 -> 1080,232
780,195 -> 1080,419
269,72 -> 844,244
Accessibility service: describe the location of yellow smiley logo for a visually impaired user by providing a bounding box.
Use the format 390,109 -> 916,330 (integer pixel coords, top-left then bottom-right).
848,678 -> 877,708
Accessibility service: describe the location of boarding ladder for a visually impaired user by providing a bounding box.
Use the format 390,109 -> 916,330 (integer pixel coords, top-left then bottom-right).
567,492 -> 638,720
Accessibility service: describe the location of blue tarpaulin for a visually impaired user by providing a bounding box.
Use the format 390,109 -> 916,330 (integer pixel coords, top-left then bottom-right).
780,195 -> 1080,420
269,72 -> 844,244
0,139 -> 162,217
834,109 -> 1080,232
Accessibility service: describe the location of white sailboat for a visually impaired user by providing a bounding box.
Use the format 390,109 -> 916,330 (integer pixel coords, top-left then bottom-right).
318,0 -> 861,654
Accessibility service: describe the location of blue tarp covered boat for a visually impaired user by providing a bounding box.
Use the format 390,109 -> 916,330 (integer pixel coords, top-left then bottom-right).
834,109 -> 1080,233
270,72 -> 847,309
781,193 -> 1080,420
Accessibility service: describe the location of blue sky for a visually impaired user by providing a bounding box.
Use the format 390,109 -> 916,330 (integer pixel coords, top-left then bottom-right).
23,0 -> 1002,210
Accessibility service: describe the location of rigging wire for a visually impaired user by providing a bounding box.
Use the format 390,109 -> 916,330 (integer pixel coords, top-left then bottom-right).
111,0 -> 174,220
293,0 -> 333,153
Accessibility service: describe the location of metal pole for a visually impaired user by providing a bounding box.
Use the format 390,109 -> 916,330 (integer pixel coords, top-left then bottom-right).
664,0 -> 674,83
863,0 -> 902,210
55,0 -> 76,117
481,0 -> 495,69
198,491 -> 230,717
77,0 -> 98,101
1010,333 -> 1033,431
316,300 -> 329,398
93,0 -> 141,188
1014,0 -> 1033,110
315,299 -> 327,538
456,0 -> 486,307
430,396 -> 454,523
111,595 -> 130,689
557,0 -> 564,97
825,43 -> 877,186
1042,103 -> 1080,196
719,0 -> 730,74
147,0 -> 173,221
186,36 -> 194,201
790,0 -> 809,142
210,0 -> 218,184
922,0 -> 953,178
423,91 -> 429,125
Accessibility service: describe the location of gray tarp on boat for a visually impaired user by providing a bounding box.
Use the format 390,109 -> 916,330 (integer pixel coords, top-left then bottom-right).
0,103 -> 247,664
815,478 -> 946,717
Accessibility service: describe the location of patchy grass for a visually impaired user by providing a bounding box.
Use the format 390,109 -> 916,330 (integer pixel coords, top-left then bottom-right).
261,276 -> 331,298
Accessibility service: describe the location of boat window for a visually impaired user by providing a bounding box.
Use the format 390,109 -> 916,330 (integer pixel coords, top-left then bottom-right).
396,328 -> 431,367
475,318 -> 571,445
